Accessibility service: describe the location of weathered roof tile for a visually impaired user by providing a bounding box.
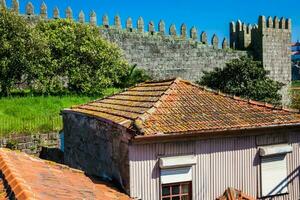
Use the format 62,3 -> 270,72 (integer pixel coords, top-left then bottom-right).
0,148 -> 131,200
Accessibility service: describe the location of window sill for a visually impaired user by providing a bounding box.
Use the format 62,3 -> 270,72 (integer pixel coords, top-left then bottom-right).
258,192 -> 289,199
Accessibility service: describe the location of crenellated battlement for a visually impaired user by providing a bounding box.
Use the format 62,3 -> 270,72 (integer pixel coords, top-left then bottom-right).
0,0 -> 230,50
230,20 -> 254,49
258,16 -> 292,30
230,16 -> 292,50
0,0 -> 293,104
229,15 -> 292,104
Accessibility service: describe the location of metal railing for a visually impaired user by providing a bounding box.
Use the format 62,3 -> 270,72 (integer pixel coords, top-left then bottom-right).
0,116 -> 62,136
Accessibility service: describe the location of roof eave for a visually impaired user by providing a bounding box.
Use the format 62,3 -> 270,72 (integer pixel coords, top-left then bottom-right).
131,122 -> 300,144
61,109 -> 137,135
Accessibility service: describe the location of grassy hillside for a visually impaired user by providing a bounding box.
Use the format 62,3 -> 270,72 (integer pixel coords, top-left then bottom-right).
0,88 -> 120,135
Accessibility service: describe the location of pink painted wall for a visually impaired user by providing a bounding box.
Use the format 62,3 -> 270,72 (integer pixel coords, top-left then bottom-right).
129,130 -> 300,200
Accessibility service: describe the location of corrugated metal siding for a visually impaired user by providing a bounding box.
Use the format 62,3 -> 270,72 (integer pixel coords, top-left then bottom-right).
129,132 -> 300,200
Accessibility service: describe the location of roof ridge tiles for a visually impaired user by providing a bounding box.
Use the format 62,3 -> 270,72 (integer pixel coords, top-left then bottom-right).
134,78 -> 180,135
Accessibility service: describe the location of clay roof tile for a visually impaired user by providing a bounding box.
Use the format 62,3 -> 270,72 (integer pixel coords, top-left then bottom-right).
65,78 -> 300,137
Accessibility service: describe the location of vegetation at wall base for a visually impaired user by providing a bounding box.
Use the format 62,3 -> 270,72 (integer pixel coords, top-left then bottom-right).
198,56 -> 283,105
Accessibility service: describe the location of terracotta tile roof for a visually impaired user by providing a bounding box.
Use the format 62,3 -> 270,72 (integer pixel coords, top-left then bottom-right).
69,79 -> 174,129
0,148 -> 131,200
66,78 -> 300,136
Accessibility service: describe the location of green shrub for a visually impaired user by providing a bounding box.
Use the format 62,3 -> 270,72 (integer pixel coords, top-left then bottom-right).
34,19 -> 130,95
6,140 -> 18,150
118,64 -> 151,88
0,10 -> 50,96
0,11 -> 149,96
198,56 -> 283,104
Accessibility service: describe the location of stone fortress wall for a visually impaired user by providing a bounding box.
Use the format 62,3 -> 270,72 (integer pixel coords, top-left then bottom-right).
231,16 -> 292,84
0,0 -> 293,103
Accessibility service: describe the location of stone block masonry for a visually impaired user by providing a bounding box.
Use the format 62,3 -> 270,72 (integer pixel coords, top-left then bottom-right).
231,16 -> 292,104
99,28 -> 248,81
62,112 -> 131,193
0,132 -> 60,155
0,0 -> 293,103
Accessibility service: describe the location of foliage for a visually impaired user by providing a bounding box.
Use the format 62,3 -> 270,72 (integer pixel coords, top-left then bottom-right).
118,64 -> 151,88
33,19 -> 130,95
291,81 -> 300,109
198,56 -> 283,104
0,10 -> 50,96
5,140 -> 18,150
0,88 -> 120,135
0,11 -> 148,96
292,81 -> 300,88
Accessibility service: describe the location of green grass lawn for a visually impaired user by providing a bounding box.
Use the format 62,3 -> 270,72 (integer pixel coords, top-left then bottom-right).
0,88 -> 120,136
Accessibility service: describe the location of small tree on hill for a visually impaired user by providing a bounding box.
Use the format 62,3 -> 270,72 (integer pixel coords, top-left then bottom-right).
198,56 -> 283,104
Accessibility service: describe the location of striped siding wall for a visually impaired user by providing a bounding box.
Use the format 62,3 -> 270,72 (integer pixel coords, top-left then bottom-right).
129,132 -> 300,200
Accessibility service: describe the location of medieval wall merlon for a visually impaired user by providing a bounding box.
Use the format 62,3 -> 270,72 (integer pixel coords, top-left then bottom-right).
230,20 -> 253,50
258,15 -> 291,32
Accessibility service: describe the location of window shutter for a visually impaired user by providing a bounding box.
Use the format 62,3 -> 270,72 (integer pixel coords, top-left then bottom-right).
261,155 -> 288,197
160,167 -> 192,184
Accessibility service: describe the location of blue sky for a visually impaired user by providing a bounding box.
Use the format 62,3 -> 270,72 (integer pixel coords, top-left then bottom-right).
10,0 -> 300,42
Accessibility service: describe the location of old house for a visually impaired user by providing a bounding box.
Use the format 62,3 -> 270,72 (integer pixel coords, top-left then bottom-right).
62,78 -> 300,200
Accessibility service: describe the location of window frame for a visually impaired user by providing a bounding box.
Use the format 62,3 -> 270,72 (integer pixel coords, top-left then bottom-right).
161,181 -> 192,200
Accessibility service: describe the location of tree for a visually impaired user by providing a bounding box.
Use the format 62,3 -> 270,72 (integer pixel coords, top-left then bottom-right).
34,19 -> 130,95
0,10 -> 49,96
198,56 -> 283,104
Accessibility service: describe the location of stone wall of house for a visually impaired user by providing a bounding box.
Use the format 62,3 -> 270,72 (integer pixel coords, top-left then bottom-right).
62,112 -> 131,193
0,132 -> 60,155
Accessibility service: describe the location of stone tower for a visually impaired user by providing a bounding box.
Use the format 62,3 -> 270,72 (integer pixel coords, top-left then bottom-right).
230,16 -> 292,104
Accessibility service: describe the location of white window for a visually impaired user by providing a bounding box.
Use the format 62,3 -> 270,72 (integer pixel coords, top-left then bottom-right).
161,167 -> 192,184
259,144 -> 292,197
159,155 -> 196,200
